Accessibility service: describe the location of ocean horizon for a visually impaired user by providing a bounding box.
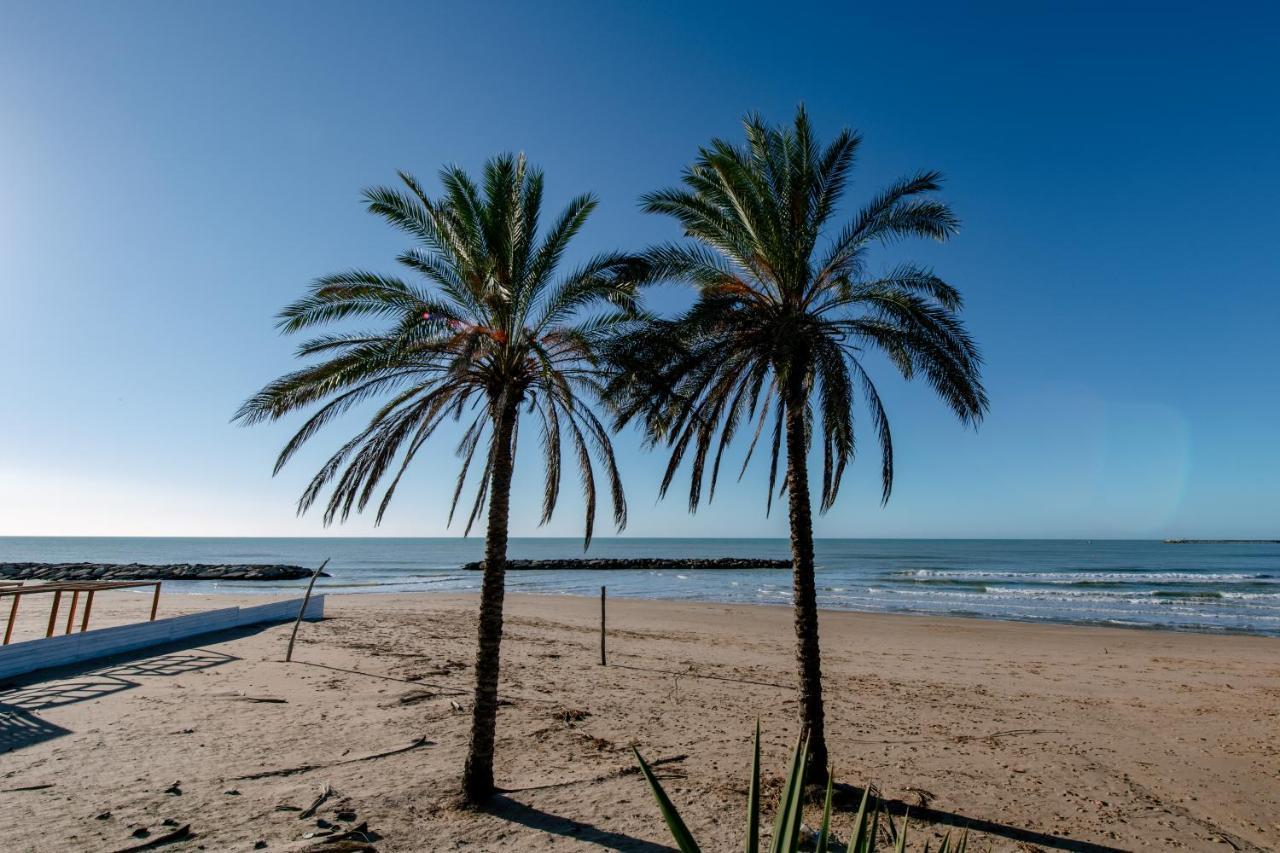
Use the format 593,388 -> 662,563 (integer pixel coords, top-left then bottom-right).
3,536 -> 1277,637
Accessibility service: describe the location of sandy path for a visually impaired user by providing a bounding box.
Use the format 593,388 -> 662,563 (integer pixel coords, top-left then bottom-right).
1,592 -> 1277,851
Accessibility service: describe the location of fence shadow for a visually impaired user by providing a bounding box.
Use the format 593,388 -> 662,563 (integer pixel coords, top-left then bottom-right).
0,705 -> 72,753
0,644 -> 241,755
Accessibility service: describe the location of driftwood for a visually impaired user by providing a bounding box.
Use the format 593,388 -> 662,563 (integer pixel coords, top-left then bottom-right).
300,783 -> 332,819
286,558 -> 330,662
110,824 -> 192,852
234,736 -> 433,781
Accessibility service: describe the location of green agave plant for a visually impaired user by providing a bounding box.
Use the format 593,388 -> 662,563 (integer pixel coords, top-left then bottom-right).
632,723 -> 967,853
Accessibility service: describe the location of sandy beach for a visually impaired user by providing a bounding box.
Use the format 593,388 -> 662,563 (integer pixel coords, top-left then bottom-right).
1,592 -> 1277,852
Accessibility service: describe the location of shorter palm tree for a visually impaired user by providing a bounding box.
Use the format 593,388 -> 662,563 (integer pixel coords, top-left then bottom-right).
236,154 -> 639,802
606,107 -> 987,780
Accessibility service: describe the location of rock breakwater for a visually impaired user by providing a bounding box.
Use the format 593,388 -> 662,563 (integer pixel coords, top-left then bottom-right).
0,563 -> 323,582
461,557 -> 791,571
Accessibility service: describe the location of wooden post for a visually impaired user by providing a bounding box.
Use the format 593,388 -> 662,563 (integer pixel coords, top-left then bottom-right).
65,591 -> 80,634
599,585 -> 607,666
4,593 -> 19,645
80,591 -> 95,632
149,582 -> 162,621
46,591 -> 63,638
285,559 -> 329,663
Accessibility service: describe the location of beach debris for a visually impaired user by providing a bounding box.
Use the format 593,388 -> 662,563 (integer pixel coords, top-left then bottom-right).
395,689 -> 435,706
109,824 -> 192,852
96,811 -> 112,820
904,786 -> 935,808
235,736 -> 433,780
300,783 -> 333,819
161,818 -> 179,827
162,781 -> 182,796
253,842 -> 267,850
131,828 -> 150,839
327,822 -> 379,843
0,783 -> 54,793
335,811 -> 357,822
224,788 -> 241,795
274,804 -> 302,812
554,707 -> 591,725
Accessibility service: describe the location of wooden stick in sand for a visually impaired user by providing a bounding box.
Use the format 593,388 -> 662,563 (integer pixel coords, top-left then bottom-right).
285,558 -> 329,663
599,585 -> 607,666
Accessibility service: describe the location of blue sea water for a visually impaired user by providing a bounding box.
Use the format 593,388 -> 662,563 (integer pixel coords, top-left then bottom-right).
1,537 -> 1277,636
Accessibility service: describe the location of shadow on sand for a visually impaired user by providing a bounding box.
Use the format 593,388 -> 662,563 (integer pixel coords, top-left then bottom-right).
0,631 -> 257,754
488,794 -> 677,853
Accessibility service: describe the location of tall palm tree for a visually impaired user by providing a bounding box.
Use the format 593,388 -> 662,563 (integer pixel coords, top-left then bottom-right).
235,154 -> 638,803
606,107 -> 987,780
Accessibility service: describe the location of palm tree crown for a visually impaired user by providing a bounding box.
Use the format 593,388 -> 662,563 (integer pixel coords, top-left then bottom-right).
236,154 -> 635,542
609,106 -> 987,511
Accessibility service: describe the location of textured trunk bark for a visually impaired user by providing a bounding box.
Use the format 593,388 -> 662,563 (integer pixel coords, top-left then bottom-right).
461,400 -> 519,803
785,390 -> 828,783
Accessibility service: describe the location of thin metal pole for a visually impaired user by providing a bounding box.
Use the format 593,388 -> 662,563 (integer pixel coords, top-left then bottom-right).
285,559 -> 329,663
149,582 -> 161,621
599,585 -> 607,666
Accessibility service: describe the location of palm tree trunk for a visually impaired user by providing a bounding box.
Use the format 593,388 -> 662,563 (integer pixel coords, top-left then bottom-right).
461,400 -> 519,803
784,392 -> 828,782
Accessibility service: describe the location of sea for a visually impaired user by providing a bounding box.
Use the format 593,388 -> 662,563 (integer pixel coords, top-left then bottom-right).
1,537 -> 1277,636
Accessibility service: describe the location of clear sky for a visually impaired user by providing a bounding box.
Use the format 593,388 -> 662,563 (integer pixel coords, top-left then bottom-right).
2,1 -> 1277,539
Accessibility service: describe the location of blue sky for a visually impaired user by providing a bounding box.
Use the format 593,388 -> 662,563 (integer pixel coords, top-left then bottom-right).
2,1 -> 1277,539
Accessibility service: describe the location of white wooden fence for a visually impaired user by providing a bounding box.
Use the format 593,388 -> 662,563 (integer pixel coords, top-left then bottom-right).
0,595 -> 324,681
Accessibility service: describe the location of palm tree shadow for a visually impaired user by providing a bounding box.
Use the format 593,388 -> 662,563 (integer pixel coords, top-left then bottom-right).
832,783 -> 1128,853
487,794 -> 677,852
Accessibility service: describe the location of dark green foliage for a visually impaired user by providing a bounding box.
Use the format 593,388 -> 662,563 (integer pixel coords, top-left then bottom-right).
235,154 -> 640,543
606,105 -> 987,512
634,725 -> 969,852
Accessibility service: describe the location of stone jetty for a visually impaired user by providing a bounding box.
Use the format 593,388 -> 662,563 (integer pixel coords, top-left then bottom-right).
0,563 -> 324,582
461,557 -> 791,571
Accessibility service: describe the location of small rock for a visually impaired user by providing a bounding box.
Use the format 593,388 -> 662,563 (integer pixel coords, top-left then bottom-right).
131,828 -> 150,839
253,842 -> 268,850
95,812 -> 111,821
162,818 -> 179,827
224,789 -> 241,796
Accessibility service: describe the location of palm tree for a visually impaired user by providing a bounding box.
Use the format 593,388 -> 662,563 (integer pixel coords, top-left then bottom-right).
606,107 -> 987,780
235,154 -> 638,803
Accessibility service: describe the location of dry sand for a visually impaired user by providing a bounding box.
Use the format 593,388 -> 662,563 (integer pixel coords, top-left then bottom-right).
1,591 -> 1277,852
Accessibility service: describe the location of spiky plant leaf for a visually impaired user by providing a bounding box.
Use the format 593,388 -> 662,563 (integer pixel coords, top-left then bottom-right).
768,732 -> 810,853
632,746 -> 702,853
814,766 -> 835,853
